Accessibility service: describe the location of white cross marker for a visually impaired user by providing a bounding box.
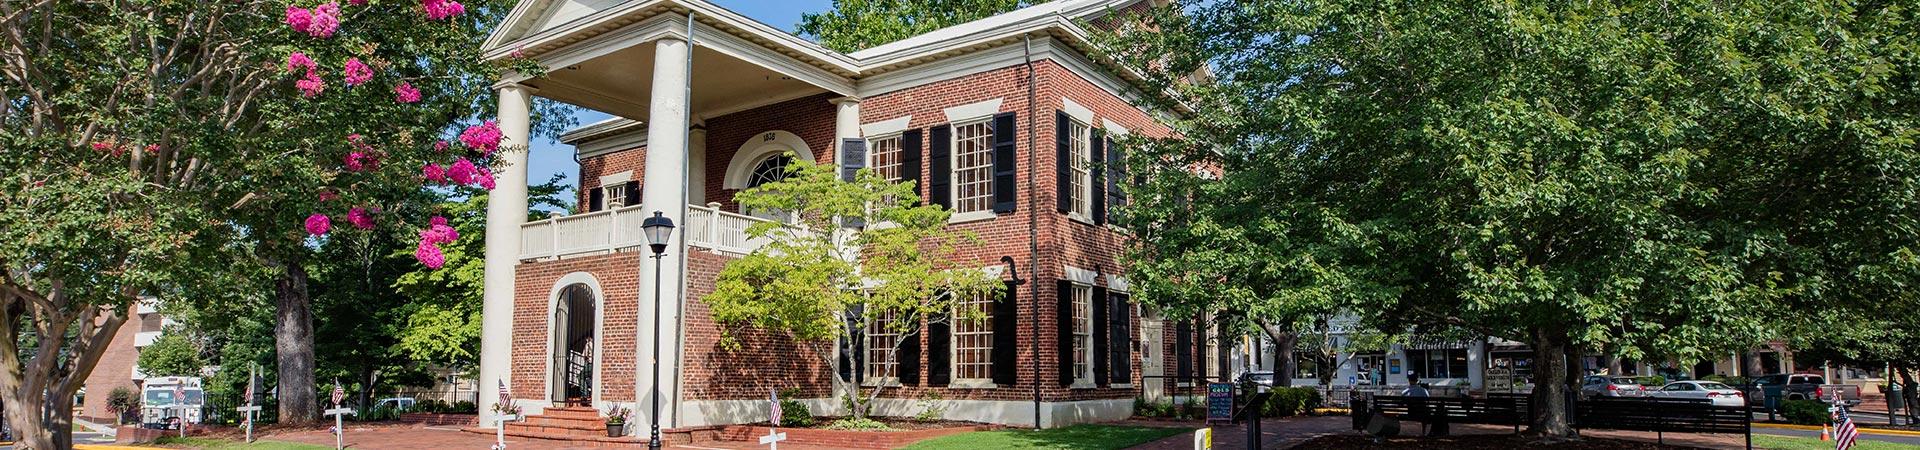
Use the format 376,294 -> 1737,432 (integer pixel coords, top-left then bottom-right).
234,405 -> 261,442
324,407 -> 356,450
759,431 -> 787,449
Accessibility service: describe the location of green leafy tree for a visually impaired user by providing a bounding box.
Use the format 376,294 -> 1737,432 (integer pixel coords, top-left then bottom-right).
394,179 -> 570,369
1099,0 -> 1916,437
137,334 -> 207,378
704,158 -> 1002,419
797,0 -> 1028,53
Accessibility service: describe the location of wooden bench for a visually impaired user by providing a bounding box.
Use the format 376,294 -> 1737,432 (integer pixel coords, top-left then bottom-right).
1575,397 -> 1752,446
1358,395 -> 1527,436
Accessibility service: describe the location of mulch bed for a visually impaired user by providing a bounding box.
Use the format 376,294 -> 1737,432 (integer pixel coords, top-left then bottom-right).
791,416 -> 988,431
1292,434 -> 1712,449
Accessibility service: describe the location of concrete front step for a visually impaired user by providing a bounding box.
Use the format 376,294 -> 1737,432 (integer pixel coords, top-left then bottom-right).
461,425 -> 700,447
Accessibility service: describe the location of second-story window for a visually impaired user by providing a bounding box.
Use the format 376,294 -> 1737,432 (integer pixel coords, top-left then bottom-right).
1067,119 -> 1092,219
602,184 -> 628,209
951,119 -> 994,214
869,134 -> 903,182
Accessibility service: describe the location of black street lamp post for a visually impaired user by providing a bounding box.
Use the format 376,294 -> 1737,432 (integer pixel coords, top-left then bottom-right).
641,211 -> 675,450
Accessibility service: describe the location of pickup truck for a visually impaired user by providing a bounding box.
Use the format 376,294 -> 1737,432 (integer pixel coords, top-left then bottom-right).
1746,373 -> 1862,411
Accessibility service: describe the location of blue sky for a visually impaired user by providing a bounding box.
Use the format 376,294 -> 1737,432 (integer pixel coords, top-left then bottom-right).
523,0 -> 834,199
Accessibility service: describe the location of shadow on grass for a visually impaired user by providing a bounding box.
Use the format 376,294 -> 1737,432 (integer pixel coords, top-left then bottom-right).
904,424 -> 1193,450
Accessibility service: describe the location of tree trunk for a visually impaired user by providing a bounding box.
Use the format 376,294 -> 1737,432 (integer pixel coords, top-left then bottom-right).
275,262 -> 318,424
1255,320 -> 1297,387
1898,366 -> 1918,422
1526,328 -> 1575,438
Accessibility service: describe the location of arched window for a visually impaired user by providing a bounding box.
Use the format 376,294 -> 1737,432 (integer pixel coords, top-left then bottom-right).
746,153 -> 793,188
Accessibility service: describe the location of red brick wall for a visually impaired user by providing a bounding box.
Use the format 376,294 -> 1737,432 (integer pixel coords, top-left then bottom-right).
80,305 -> 143,422
699,93 -> 840,213
679,249 -> 835,400
577,146 -> 646,208
510,252 -> 643,402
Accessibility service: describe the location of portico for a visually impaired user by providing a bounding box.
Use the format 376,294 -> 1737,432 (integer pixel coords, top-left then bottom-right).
477,3 -> 863,429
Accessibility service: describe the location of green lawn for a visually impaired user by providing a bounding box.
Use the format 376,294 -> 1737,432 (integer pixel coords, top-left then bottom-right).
1753,434 -> 1920,450
151,436 -> 333,450
903,424 -> 1193,450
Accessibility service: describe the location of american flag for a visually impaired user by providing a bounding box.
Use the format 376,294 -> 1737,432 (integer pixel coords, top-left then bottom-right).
1833,393 -> 1859,450
331,381 -> 345,408
769,388 -> 781,426
498,379 -> 510,407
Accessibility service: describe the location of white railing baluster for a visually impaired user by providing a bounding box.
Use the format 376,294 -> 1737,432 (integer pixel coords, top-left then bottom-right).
521,203 -> 786,260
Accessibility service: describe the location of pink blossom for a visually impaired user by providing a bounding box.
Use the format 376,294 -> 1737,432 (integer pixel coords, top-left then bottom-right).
348,0 -> 366,5
421,163 -> 447,183
458,120 -> 502,154
318,189 -> 339,202
305,213 -> 331,236
422,0 -> 465,20
342,57 -> 373,86
414,241 -> 446,269
285,6 -> 312,33
476,167 -> 496,190
394,82 -> 421,103
418,216 -> 459,245
286,52 -> 316,73
346,207 -> 375,230
430,216 -> 448,227
445,158 -> 479,185
296,70 -> 326,98
433,140 -> 450,152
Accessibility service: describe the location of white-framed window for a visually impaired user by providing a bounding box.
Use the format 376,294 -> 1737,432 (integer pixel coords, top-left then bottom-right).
951,119 -> 994,214
1067,119 -> 1093,219
869,134 -> 904,182
1070,284 -> 1094,386
602,183 -> 629,209
952,291 -> 994,382
864,309 -> 901,385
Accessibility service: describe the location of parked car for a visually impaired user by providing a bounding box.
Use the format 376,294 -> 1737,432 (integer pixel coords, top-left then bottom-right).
372,397 -> 416,412
1580,376 -> 1646,398
1649,381 -> 1746,407
1746,373 -> 1862,410
1235,371 -> 1276,387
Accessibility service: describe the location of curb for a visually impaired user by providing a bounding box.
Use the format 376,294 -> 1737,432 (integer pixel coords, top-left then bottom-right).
1753,422 -> 1920,437
75,445 -> 163,450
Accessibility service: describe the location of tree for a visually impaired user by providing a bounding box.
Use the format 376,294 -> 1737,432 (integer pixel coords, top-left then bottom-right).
703,158 -> 1002,419
394,179 -> 570,370
797,0 -> 1028,53
136,334 -> 207,378
0,0 -> 538,444
1098,0 -> 1915,438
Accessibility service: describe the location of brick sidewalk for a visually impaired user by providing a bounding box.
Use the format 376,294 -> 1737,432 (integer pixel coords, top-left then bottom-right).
254,425 -> 847,450
1126,415 -> 1351,450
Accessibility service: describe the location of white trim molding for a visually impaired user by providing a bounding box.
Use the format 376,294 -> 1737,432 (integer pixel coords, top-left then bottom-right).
597,171 -> 633,187
861,115 -> 913,137
941,98 -> 1004,123
1061,97 -> 1095,124
1063,265 -> 1099,285
543,272 -> 606,407
722,130 -> 816,189
1102,118 -> 1131,136
1105,274 -> 1131,293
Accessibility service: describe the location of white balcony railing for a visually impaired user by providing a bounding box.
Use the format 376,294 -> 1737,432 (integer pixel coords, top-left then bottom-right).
519,203 -> 780,260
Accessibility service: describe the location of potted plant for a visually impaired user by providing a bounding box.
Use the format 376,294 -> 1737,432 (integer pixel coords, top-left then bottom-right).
603,406 -> 630,437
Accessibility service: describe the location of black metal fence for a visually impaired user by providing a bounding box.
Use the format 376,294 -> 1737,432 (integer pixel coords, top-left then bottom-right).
185,389 -> 479,426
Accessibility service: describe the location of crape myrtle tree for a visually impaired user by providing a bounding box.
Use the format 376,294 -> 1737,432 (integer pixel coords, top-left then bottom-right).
0,0 -> 559,443
1097,0 -> 1915,437
703,159 -> 1002,420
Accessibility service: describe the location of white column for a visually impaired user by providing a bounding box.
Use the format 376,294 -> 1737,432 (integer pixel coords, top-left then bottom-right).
479,83 -> 534,425
830,97 -> 861,153
688,119 -> 707,205
639,36 -> 690,430
1468,342 -> 1486,389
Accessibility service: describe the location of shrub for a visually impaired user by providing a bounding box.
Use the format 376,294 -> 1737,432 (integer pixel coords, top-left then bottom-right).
450,400 -> 478,414
778,388 -> 814,427
824,417 -> 892,431
913,391 -> 947,422
106,387 -> 140,424
1780,400 -> 1830,425
1636,376 -> 1667,387
1133,398 -> 1178,418
1258,387 -> 1323,417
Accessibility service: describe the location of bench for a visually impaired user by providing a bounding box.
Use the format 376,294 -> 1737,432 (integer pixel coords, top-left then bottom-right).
1575,397 -> 1752,447
1357,394 -> 1527,436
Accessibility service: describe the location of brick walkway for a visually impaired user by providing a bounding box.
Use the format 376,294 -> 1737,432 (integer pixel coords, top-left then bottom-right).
253,425 -> 847,450
1126,415 -> 1351,450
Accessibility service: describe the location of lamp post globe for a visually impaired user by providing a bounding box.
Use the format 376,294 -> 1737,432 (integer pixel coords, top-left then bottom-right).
642,211 -> 674,255
641,210 -> 673,450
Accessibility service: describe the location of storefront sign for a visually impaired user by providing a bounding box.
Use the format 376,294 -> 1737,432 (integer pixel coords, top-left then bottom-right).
1206,383 -> 1234,422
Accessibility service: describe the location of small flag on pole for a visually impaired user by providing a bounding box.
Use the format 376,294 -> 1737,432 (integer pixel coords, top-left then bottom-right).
1833,391 -> 1859,450
769,388 -> 782,426
499,379 -> 510,408
331,379 -> 345,408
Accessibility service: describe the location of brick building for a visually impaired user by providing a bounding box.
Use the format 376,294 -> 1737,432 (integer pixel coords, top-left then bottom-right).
475,0 -> 1200,433
78,298 -> 169,424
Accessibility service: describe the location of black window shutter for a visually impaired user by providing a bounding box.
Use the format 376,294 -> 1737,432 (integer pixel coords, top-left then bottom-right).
926,310 -> 951,387
624,180 -> 641,207
1056,280 -> 1075,385
1174,320 -> 1192,382
901,129 -> 923,199
928,125 -> 952,211
588,187 -> 604,212
1109,293 -> 1132,384
1107,141 -> 1127,213
991,112 -> 1018,213
838,334 -> 853,382
1213,321 -> 1227,380
1090,129 -> 1106,225
1055,111 -> 1072,213
899,317 -> 922,385
1091,285 -> 1109,387
840,138 -> 868,182
991,282 -> 1019,385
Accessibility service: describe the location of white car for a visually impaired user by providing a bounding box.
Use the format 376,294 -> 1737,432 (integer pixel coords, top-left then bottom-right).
1650,380 -> 1746,407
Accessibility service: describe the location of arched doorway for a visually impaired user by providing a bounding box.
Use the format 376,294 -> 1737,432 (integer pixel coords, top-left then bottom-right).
551,284 -> 596,406
742,152 -> 794,221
